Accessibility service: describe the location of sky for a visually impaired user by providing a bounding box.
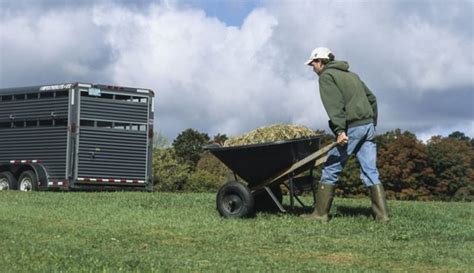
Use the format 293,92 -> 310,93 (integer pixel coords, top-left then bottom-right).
0,0 -> 473,142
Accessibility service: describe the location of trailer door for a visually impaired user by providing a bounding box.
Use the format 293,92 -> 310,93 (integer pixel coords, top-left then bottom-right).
75,88 -> 150,187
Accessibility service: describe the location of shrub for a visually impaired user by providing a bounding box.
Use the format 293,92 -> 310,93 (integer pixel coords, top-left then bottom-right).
196,152 -> 233,180
184,170 -> 225,192
153,148 -> 191,191
376,130 -> 435,200
427,136 -> 474,200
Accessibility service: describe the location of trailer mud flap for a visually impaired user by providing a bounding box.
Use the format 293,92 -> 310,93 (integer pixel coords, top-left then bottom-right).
29,163 -> 49,189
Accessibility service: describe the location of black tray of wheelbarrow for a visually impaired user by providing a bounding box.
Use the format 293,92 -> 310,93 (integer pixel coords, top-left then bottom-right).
205,136 -> 321,187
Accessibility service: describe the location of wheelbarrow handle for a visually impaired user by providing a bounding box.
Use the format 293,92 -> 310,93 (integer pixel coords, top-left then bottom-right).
314,141 -> 337,167
266,141 -> 337,185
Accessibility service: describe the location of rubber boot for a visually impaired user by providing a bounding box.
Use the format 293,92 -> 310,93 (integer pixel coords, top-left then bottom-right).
302,183 -> 335,222
370,184 -> 390,223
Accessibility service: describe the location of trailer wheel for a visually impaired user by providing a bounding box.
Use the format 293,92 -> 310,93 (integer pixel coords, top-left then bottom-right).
216,181 -> 255,218
254,185 -> 283,212
18,171 -> 38,192
0,171 -> 17,191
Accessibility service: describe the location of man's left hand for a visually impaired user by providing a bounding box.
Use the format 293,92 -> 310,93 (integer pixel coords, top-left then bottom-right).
337,132 -> 348,145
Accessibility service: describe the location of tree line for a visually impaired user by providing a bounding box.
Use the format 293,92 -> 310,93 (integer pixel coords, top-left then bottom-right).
153,128 -> 473,201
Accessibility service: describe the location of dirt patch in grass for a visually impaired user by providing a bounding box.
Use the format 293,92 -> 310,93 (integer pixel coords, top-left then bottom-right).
319,252 -> 359,265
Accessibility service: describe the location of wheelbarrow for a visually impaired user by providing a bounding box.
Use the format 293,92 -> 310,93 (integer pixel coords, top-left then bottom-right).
205,137 -> 337,218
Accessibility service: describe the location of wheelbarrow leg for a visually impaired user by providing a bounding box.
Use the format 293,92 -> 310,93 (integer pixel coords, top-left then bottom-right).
289,175 -> 295,210
311,168 -> 317,207
263,186 -> 286,213
282,176 -> 313,210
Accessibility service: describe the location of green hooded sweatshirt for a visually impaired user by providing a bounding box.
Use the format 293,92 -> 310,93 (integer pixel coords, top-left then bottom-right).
318,60 -> 377,135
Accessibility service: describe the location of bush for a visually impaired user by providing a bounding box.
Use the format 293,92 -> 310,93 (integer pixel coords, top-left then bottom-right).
153,148 -> 191,191
427,136 -> 474,200
453,186 -> 474,202
376,130 -> 435,200
196,152 -> 233,180
184,170 -> 225,192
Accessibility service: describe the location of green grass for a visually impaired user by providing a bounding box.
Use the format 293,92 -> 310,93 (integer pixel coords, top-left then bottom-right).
0,191 -> 472,272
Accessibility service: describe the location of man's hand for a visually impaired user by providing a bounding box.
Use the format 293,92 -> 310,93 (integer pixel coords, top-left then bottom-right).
337,132 -> 348,145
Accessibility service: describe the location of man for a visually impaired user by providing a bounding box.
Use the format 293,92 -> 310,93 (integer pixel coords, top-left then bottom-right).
303,47 -> 389,222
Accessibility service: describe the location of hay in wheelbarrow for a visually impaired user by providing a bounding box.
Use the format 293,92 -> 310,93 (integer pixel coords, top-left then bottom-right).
223,124 -> 320,147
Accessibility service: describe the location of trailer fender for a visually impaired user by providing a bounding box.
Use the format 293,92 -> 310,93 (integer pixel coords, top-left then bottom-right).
28,164 -> 49,189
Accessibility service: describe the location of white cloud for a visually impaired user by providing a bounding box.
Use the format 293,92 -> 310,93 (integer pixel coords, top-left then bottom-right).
417,120 -> 474,143
92,4 -> 327,138
0,8 -> 112,86
0,0 -> 472,141
263,0 -> 473,93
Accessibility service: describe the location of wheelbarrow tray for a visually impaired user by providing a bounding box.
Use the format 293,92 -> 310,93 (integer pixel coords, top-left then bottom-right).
205,136 -> 321,187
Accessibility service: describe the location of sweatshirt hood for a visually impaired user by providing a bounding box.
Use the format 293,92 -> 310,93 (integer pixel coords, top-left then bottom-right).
323,60 -> 350,72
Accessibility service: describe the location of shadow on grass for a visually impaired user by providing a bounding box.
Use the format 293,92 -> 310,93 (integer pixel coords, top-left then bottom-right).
286,205 -> 314,216
258,204 -> 374,220
333,205 -> 373,219
255,203 -> 313,216
255,198 -> 374,220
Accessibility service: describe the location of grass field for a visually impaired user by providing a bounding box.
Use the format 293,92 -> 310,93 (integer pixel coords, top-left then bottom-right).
0,191 -> 472,272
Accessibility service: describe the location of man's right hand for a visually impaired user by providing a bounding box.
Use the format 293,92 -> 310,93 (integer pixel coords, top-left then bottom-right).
337,132 -> 348,145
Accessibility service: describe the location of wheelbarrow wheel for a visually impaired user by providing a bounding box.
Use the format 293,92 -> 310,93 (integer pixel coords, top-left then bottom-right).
216,181 -> 255,218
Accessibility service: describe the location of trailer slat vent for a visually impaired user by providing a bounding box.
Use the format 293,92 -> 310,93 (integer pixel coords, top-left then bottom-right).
0,127 -> 67,180
78,128 -> 147,179
80,97 -> 148,124
0,97 -> 68,122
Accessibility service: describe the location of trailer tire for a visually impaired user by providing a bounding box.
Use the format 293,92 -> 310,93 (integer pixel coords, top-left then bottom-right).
254,185 -> 283,212
0,171 -> 17,191
216,181 -> 255,218
18,171 -> 38,192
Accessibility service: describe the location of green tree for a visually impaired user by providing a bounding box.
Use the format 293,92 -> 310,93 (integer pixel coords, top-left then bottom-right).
172,128 -> 210,168
426,134 -> 474,201
153,131 -> 169,148
375,129 -> 434,200
448,131 -> 471,142
212,133 -> 228,145
153,148 -> 191,191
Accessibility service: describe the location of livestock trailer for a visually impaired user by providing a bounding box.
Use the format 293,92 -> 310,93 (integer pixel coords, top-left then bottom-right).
0,83 -> 154,191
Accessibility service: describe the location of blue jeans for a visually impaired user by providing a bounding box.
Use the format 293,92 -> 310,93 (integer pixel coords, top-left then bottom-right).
320,123 -> 381,187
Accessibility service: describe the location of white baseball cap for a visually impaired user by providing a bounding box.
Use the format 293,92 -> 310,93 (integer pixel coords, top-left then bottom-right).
305,47 -> 333,65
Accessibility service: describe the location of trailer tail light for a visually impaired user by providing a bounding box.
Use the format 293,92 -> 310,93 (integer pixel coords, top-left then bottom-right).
9,159 -> 42,164
148,128 -> 153,139
69,123 -> 77,133
106,85 -> 125,90
48,180 -> 68,187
